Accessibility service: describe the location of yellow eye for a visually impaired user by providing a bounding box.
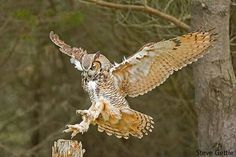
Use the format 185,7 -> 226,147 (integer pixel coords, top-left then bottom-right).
91,61 -> 101,70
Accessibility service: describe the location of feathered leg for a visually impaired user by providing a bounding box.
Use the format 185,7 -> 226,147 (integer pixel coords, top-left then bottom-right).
64,102 -> 104,138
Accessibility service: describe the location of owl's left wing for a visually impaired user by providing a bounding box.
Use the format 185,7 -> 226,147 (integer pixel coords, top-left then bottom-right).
111,31 -> 217,97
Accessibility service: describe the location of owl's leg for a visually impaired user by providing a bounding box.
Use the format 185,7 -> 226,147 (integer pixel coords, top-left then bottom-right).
64,102 -> 104,138
88,101 -> 105,120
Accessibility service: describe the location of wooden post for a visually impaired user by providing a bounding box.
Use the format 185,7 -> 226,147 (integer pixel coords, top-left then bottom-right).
52,139 -> 85,157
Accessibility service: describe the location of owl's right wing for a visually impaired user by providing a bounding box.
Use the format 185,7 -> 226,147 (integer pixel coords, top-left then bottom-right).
49,31 -> 87,61
111,30 -> 217,98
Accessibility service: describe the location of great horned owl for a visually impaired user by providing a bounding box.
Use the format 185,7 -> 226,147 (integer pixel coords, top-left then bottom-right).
49,30 -> 216,139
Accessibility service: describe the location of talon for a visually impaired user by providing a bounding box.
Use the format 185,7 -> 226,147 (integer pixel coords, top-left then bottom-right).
63,128 -> 70,132
63,123 -> 89,138
71,131 -> 78,139
76,110 -> 83,115
76,110 -> 89,116
63,124 -> 81,137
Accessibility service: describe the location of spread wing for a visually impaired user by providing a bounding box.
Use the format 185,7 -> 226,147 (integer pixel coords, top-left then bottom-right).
49,31 -> 87,61
49,31 -> 88,71
111,31 -> 217,97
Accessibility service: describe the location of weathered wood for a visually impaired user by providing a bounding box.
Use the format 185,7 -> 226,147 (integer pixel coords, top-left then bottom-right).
192,0 -> 236,155
52,139 -> 85,157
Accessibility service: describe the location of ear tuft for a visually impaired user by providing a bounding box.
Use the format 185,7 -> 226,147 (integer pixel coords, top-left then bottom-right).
94,51 -> 100,59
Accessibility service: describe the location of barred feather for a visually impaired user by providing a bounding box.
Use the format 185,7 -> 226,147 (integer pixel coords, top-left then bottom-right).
111,30 -> 217,97
95,108 -> 154,139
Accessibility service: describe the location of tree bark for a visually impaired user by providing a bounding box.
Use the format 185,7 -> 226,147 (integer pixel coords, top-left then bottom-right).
192,0 -> 236,156
52,139 -> 85,157
231,0 -> 236,74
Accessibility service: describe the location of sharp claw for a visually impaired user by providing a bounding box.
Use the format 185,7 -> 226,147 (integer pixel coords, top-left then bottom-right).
63,122 -> 89,138
66,124 -> 71,128
63,128 -> 72,133
63,124 -> 83,138
76,110 -> 80,115
76,110 -> 85,115
71,131 -> 78,139
76,110 -> 91,118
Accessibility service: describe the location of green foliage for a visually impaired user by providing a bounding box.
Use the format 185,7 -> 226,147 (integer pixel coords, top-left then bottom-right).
12,9 -> 37,26
59,11 -> 84,28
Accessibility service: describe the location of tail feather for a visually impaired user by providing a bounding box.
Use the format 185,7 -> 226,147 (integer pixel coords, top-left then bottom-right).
95,108 -> 154,139
98,125 -> 129,139
123,108 -> 154,137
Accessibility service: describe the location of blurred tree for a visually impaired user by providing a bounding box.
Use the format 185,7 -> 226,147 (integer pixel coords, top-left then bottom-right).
231,0 -> 236,74
192,0 -> 236,154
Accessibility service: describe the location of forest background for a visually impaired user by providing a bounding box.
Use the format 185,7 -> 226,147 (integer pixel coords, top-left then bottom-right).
0,0 -> 236,157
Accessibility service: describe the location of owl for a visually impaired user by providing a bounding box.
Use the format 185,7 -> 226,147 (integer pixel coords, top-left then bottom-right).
49,30 -> 216,139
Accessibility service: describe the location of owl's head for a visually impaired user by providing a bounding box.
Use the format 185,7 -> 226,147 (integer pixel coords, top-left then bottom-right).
49,31 -> 111,74
70,52 -> 111,74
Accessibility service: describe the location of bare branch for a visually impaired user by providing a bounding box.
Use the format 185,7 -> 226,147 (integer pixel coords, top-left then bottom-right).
79,0 -> 191,31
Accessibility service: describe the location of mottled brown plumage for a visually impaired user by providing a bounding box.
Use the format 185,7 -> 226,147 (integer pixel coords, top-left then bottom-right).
49,30 -> 216,139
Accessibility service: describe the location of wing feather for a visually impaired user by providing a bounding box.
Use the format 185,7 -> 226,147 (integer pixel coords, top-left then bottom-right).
111,31 -> 217,97
49,31 -> 87,61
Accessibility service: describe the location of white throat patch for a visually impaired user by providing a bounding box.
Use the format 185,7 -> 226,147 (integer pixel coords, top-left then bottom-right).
87,81 -> 97,90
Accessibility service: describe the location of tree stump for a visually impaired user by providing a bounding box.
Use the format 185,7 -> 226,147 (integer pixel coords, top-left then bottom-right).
52,139 -> 85,157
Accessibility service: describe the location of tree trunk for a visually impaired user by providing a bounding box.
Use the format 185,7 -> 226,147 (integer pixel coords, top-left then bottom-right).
191,0 -> 236,156
231,0 -> 236,74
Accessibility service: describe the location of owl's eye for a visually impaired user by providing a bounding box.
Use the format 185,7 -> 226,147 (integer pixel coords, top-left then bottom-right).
91,61 -> 101,70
